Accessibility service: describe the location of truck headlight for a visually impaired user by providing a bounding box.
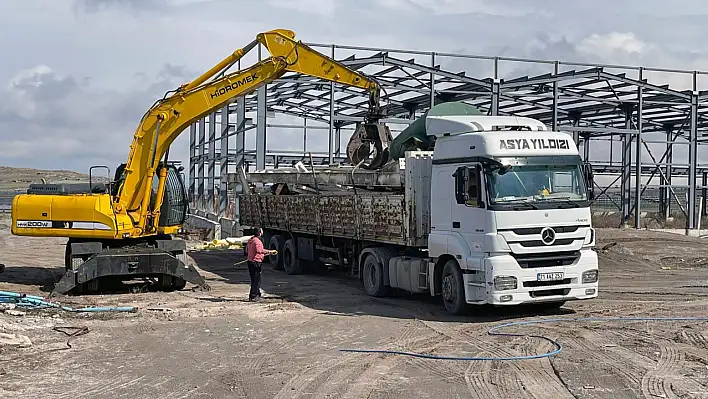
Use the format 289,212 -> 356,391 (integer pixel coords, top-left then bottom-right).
583,228 -> 595,246
494,276 -> 517,291
582,269 -> 598,283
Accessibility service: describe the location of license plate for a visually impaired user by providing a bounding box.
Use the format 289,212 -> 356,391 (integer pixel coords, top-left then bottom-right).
537,272 -> 564,282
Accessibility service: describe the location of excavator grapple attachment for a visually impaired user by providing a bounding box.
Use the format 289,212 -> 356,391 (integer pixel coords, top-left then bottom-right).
346,122 -> 394,170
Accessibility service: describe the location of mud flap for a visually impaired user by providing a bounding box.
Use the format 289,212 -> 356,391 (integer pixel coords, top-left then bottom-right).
52,247 -> 211,295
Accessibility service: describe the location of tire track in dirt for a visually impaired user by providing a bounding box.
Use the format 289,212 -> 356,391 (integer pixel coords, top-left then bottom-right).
641,341 -> 682,399
272,323 -> 438,399
417,320 -> 503,398
459,326 -> 561,399
459,336 -> 530,399
602,328 -> 707,399
273,354 -> 367,399
419,320 -> 535,399
681,330 -> 708,349
561,335 -> 644,397
578,329 -> 649,384
512,337 -> 575,399
340,356 -> 400,399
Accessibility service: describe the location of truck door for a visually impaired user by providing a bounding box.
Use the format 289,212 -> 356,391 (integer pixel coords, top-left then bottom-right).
449,164 -> 487,263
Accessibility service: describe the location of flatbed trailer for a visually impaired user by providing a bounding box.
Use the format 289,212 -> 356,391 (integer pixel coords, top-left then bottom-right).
239,114 -> 600,315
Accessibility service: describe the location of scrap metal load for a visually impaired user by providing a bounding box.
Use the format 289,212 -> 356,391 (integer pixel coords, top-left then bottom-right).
241,151 -> 433,248
345,102 -> 483,170
240,102 -> 484,247
245,102 -> 485,194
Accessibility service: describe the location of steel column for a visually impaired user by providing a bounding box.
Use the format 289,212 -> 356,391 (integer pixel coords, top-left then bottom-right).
634,68 -> 643,229
430,52 -> 436,108
552,61 -> 559,130
188,123 -> 196,202
334,127 -> 341,157
219,105 -> 229,217
207,112 -> 216,212
235,97 -> 246,170
621,105 -> 633,225
328,44 -> 335,165
663,125 -> 674,220
491,58 -> 499,116
303,117 -> 308,153
703,171 -> 707,216
688,72 -> 699,228
197,118 -> 206,208
256,44 -> 267,170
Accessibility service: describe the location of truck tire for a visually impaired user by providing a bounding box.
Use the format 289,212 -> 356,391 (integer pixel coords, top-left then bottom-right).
282,238 -> 304,275
269,235 -> 285,270
441,260 -> 468,315
362,254 -> 390,297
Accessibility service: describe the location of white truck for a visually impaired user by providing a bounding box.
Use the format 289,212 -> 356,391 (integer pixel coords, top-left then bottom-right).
239,113 -> 599,315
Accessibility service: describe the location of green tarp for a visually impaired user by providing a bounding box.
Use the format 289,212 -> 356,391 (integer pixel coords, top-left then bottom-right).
388,102 -> 482,160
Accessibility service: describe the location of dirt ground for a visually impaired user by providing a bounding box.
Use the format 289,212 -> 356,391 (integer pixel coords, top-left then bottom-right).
1,221 -> 708,398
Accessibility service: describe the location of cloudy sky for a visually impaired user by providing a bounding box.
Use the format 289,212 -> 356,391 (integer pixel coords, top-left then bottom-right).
1,0 -> 707,175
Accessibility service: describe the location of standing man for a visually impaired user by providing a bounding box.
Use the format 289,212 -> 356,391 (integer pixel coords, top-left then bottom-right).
245,228 -> 276,302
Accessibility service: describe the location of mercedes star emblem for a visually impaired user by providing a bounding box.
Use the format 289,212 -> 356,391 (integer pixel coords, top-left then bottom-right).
540,227 -> 556,245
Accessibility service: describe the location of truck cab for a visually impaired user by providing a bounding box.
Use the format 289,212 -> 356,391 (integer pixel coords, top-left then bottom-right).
425,115 -> 598,313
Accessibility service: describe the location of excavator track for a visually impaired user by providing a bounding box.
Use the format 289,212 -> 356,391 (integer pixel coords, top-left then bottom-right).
53,238 -> 211,296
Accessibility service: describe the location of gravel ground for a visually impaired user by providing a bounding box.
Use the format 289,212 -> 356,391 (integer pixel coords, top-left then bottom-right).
1,225 -> 708,398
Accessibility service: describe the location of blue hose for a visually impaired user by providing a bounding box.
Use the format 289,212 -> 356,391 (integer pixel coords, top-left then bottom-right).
0,290 -> 135,313
339,315 -> 708,361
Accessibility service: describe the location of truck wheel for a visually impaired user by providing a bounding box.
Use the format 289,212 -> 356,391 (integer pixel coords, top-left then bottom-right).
282,239 -> 303,275
269,235 -> 285,270
362,254 -> 390,297
441,260 -> 468,315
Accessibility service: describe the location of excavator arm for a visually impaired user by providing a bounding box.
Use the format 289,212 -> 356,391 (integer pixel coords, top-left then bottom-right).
114,29 -> 390,237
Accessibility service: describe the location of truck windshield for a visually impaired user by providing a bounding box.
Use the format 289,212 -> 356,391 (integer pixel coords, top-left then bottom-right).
485,164 -> 588,206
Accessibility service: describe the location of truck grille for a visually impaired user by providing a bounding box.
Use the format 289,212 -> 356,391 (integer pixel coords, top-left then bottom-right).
512,251 -> 580,268
518,238 -> 575,247
509,225 -> 586,235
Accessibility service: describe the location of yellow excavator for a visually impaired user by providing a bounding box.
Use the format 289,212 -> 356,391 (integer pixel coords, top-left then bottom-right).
10,29 -> 392,295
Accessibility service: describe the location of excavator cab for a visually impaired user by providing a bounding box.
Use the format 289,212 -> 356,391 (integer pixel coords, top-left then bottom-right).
113,162 -> 189,228
154,164 -> 189,228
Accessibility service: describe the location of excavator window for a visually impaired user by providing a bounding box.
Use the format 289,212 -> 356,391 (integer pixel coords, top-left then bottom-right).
158,164 -> 188,227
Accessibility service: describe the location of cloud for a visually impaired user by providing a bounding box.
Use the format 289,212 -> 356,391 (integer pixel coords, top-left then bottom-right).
0,63 -> 195,171
404,0 -> 540,16
1,0 -> 708,176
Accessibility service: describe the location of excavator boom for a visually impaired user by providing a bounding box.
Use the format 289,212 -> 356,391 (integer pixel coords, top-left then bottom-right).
116,28 -> 388,235
10,28 -> 391,296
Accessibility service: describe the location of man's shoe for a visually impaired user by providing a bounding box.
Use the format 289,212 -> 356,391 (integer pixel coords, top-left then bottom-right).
248,296 -> 262,302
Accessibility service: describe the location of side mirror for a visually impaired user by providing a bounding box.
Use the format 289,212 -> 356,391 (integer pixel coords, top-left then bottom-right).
582,162 -> 594,201
453,167 -> 469,204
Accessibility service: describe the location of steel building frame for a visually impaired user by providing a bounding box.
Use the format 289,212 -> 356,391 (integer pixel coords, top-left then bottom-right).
188,42 -> 708,230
